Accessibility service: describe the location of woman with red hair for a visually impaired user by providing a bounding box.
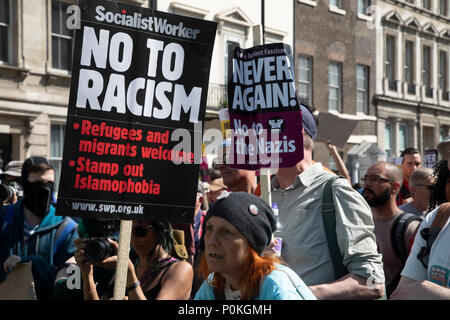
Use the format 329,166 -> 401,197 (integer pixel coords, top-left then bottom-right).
194,192 -> 316,300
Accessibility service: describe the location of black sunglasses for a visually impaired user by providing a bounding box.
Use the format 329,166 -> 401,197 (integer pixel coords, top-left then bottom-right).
132,225 -> 153,237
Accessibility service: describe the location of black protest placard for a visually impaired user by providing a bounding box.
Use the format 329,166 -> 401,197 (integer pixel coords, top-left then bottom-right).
56,0 -> 216,222
227,43 -> 303,170
423,149 -> 438,169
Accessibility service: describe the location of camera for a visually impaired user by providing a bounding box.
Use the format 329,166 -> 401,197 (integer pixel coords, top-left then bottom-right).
0,184 -> 18,204
82,218 -> 120,262
84,237 -> 117,262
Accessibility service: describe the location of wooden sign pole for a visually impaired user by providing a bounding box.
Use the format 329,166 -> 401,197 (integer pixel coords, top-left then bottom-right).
259,168 -> 272,207
113,220 -> 133,300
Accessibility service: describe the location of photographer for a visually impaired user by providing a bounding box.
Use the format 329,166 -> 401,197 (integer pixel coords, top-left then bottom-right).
74,220 -> 193,300
0,160 -> 24,205
53,218 -> 119,299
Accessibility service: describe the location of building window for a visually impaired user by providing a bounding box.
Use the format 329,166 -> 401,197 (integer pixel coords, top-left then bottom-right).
405,40 -> 415,94
423,126 -> 434,150
385,122 -> 393,158
224,40 -> 239,84
328,62 -> 342,112
356,65 -> 369,114
50,124 -> 65,191
0,0 -> 10,63
386,35 -> 396,90
422,0 -> 431,10
440,0 -> 449,16
330,0 -> 342,9
399,124 -> 408,152
298,55 -> 313,105
357,0 -> 370,15
51,0 -> 74,71
423,45 -> 432,97
440,127 -> 449,141
440,50 -> 449,101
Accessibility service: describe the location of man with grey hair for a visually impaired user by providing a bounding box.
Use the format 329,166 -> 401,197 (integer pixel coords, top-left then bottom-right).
399,168 -> 434,218
362,161 -> 422,298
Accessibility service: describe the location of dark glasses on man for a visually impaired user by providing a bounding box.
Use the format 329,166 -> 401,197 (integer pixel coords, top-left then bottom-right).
132,225 -> 152,237
361,175 -> 394,184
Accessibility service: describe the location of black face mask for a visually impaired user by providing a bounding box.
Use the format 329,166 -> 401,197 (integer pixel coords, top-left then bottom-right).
23,180 -> 55,218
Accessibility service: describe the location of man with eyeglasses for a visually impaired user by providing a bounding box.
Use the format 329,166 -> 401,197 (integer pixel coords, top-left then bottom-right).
362,161 -> 422,298
398,168 -> 434,218
391,136 -> 450,300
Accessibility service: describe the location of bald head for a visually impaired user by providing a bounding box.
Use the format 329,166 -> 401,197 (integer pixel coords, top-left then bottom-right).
382,162 -> 403,184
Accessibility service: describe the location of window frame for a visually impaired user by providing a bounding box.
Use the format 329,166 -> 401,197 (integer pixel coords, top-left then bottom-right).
439,50 -> 449,101
398,123 -> 408,153
329,0 -> 343,9
422,0 -> 431,11
356,64 -> 369,114
49,123 -> 66,192
384,122 -> 393,158
224,38 -> 241,85
0,0 -> 12,64
297,54 -> 313,106
440,0 -> 449,16
404,40 -> 415,88
357,0 -> 370,15
49,0 -> 75,73
422,44 -> 432,89
385,34 -> 397,90
328,61 -> 342,113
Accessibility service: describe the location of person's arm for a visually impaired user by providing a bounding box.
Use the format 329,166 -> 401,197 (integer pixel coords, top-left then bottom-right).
155,261 -> 193,300
124,260 -> 146,300
310,273 -> 383,300
81,265 -> 100,300
390,276 -> 450,300
326,141 -> 351,184
325,180 -> 385,300
73,239 -> 100,300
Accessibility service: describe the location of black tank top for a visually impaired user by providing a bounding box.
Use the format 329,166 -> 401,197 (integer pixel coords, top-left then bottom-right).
139,257 -> 178,300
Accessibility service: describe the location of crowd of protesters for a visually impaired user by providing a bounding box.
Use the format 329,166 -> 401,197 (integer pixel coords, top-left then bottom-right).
0,103 -> 449,300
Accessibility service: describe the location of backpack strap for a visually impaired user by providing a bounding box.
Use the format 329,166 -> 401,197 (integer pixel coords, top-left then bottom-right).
321,175 -> 348,280
52,218 -> 78,267
391,212 -> 422,263
417,203 -> 450,268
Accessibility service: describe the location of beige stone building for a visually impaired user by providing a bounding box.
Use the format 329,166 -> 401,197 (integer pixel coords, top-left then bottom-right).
374,0 -> 450,158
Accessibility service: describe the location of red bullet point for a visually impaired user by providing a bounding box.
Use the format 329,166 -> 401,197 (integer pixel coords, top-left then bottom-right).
69,160 -> 75,167
73,123 -> 79,130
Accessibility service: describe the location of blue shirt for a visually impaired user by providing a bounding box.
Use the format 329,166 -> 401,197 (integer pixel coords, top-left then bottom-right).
194,264 -> 317,300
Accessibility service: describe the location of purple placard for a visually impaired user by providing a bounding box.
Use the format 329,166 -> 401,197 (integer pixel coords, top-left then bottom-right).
227,43 -> 303,170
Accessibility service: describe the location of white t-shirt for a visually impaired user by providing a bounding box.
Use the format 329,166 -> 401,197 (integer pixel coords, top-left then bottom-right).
401,206 -> 450,288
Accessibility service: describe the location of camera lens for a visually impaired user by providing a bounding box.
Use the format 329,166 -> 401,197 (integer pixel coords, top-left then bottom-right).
84,238 -> 116,262
0,184 -> 13,204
